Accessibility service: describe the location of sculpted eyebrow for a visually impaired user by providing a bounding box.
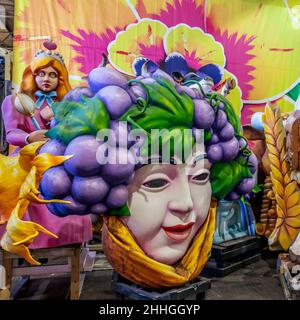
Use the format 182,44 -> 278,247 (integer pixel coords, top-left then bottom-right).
146,156 -> 177,165
192,153 -> 207,164
147,164 -> 177,175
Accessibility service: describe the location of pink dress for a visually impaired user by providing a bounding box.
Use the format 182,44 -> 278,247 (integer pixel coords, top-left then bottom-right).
0,95 -> 92,249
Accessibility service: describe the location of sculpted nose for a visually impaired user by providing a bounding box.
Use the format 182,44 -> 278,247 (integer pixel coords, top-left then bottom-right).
168,200 -> 193,215
167,181 -> 193,215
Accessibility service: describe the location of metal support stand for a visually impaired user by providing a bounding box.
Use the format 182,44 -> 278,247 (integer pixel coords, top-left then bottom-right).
202,236 -> 262,277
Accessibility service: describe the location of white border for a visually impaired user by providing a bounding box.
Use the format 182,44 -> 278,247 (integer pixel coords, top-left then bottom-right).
242,78 -> 300,104
126,0 -> 141,21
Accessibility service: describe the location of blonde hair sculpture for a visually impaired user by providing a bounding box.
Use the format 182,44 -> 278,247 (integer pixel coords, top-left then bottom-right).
19,56 -> 71,100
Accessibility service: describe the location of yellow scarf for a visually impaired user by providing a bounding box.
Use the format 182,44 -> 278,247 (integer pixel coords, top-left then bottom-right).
102,201 -> 216,288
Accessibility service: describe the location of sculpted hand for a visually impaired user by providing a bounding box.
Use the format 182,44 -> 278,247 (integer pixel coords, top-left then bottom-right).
27,130 -> 49,143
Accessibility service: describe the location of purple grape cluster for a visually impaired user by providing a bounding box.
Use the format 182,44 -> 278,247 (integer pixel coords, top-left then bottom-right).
225,152 -> 257,201
89,66 -> 133,120
63,86 -> 94,102
39,134 -> 135,216
40,65 -> 145,216
194,103 -> 239,163
40,64 -> 257,217
174,81 -> 257,200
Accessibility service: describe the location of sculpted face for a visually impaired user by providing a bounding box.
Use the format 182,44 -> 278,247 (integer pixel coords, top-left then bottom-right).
35,66 -> 59,92
121,142 -> 212,265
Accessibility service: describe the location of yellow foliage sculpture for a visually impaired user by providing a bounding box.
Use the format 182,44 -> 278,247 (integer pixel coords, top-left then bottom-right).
263,103 -> 300,251
0,142 -> 71,265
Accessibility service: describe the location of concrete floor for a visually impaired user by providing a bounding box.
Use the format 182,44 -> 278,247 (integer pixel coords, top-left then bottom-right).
13,251 -> 284,300
206,255 -> 284,300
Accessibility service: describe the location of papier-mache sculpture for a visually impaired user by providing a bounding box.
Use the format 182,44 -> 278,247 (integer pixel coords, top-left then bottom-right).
251,105 -> 300,264
0,43 -> 92,264
0,59 -> 257,288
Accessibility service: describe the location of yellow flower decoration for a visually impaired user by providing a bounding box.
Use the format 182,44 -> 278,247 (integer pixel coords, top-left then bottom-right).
108,19 -> 168,75
164,24 -> 225,69
108,19 -> 243,116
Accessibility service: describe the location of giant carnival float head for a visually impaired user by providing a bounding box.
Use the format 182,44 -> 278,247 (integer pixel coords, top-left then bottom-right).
0,58 -> 258,288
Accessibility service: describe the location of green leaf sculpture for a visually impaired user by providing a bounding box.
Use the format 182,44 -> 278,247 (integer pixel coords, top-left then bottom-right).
46,96 -> 110,145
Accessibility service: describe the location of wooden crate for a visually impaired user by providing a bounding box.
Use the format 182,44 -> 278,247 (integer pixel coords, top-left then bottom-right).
0,244 -> 85,300
278,253 -> 300,300
0,288 -> 10,300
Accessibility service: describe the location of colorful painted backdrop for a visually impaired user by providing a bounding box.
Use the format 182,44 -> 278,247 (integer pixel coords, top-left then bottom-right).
13,0 -> 300,124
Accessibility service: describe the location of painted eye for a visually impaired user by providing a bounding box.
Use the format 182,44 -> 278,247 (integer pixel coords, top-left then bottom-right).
49,72 -> 58,78
38,71 -> 45,77
143,179 -> 169,189
192,172 -> 209,183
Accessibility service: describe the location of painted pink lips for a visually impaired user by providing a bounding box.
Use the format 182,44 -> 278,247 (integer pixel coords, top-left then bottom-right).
162,222 -> 195,241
